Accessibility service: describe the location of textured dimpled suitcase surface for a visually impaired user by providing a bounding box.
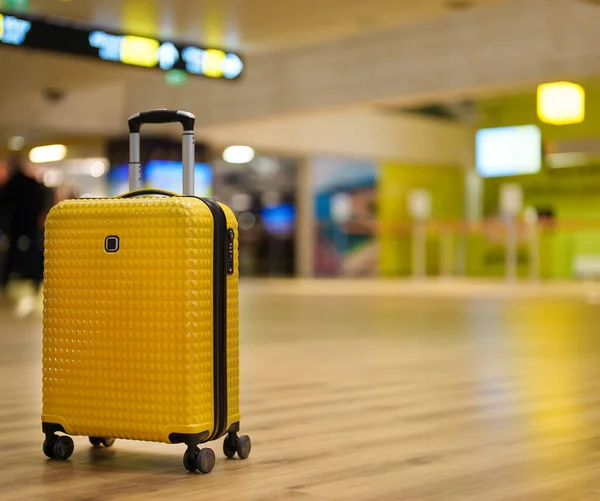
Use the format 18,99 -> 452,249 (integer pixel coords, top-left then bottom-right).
41,110 -> 251,474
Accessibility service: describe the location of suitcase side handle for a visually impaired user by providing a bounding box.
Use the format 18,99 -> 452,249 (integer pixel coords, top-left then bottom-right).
127,109 -> 196,196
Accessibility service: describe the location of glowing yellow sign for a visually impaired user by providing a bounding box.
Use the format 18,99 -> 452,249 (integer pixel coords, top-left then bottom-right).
120,35 -> 159,67
537,81 -> 585,125
0,15 -> 4,40
203,49 -> 226,78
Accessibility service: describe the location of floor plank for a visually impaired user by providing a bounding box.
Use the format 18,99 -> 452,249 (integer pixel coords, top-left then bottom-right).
2,280 -> 600,500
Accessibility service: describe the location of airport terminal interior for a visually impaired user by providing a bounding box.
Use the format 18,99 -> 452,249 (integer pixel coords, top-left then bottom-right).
3,0 -> 600,499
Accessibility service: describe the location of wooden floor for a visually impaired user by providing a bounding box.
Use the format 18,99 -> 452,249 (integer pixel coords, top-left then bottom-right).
3,279 -> 600,500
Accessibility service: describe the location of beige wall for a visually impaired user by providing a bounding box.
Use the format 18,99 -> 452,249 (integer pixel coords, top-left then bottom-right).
199,108 -> 474,166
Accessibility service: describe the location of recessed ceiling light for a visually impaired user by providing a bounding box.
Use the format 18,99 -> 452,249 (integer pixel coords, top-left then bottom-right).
223,145 -> 255,164
29,144 -> 67,163
89,160 -> 106,178
7,136 -> 25,151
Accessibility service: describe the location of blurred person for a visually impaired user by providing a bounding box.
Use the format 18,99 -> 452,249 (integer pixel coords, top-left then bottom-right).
0,155 -> 51,313
0,161 -> 9,185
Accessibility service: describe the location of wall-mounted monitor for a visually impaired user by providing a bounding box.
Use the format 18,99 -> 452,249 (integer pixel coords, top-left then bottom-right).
107,163 -> 129,197
260,203 -> 296,236
145,160 -> 212,197
475,125 -> 542,178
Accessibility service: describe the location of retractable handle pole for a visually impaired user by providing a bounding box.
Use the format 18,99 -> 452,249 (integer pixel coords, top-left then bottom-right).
127,109 -> 196,195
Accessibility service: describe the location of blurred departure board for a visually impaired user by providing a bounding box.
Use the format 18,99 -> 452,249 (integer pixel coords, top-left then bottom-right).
0,11 -> 243,79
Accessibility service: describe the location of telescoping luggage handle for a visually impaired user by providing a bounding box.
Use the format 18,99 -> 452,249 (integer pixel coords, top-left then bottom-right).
127,109 -> 196,195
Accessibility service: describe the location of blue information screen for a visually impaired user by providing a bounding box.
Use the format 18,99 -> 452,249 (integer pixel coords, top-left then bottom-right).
475,125 -> 542,178
261,203 -> 296,236
145,160 -> 212,197
107,163 -> 129,197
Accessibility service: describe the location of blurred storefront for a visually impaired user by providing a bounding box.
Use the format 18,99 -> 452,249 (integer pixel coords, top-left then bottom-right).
312,156 -> 378,277
212,155 -> 297,277
106,137 -> 298,277
5,86 -> 600,282
468,85 -> 600,279
310,155 -> 464,278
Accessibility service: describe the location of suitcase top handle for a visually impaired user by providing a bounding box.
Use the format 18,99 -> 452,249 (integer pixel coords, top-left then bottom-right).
127,109 -> 195,133
118,188 -> 179,198
127,109 -> 196,196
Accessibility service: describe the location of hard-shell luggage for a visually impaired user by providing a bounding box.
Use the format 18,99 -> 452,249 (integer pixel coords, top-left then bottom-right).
41,109 -> 251,473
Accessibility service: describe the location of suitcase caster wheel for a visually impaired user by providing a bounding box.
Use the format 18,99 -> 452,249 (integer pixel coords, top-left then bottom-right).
183,446 -> 215,473
236,435 -> 251,460
197,448 -> 215,474
53,436 -> 74,460
223,434 -> 236,459
224,433 -> 251,460
183,446 -> 199,472
90,437 -> 115,448
43,437 -> 56,459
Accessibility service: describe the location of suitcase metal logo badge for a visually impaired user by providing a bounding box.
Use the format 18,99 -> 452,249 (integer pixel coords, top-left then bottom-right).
104,235 -> 120,253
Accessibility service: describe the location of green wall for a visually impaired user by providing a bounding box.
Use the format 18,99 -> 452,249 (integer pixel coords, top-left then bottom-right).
475,88 -> 600,278
378,162 -> 465,276
317,86 -> 600,279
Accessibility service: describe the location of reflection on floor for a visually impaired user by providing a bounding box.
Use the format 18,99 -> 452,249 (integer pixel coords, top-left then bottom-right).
2,279 -> 600,500
1,280 -> 43,318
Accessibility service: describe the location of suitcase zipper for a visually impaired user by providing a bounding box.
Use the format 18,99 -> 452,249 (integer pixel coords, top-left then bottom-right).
198,198 -> 229,441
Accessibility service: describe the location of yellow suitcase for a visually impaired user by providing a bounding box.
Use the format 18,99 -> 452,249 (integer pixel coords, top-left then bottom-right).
41,110 -> 251,473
